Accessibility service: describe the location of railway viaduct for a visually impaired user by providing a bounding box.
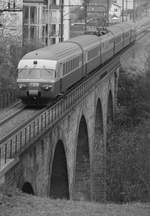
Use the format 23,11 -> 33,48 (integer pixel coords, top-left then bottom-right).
1,57 -> 120,202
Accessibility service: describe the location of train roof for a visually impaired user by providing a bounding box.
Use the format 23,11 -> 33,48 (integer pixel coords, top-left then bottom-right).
69,35 -> 100,49
108,22 -> 134,36
22,42 -> 82,61
118,22 -> 134,32
100,32 -> 114,42
107,25 -> 123,37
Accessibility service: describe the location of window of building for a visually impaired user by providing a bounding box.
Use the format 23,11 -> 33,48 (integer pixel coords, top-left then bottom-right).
45,37 -> 48,45
23,25 -> 28,41
51,24 -> 56,35
52,0 -> 56,5
51,38 -> 56,44
30,6 -> 37,24
59,24 -> 64,36
30,26 -> 36,40
24,6 -> 29,24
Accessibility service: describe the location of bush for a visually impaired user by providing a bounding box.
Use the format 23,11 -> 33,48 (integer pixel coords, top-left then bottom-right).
107,65 -> 150,203
0,38 -> 43,90
107,122 -> 150,203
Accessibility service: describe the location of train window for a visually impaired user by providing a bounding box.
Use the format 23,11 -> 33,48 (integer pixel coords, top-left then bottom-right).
42,69 -> 55,79
71,60 -> 73,70
115,36 -> 122,44
67,62 -> 69,73
124,32 -> 129,38
87,47 -> 99,60
62,56 -> 81,75
110,39 -> 114,44
18,69 -> 55,80
63,63 -> 65,73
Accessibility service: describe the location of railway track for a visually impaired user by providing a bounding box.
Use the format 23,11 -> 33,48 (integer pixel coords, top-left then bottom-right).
0,103 -> 54,143
0,101 -> 25,126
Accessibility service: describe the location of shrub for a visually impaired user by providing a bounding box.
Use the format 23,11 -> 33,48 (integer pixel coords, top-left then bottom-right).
107,62 -> 150,202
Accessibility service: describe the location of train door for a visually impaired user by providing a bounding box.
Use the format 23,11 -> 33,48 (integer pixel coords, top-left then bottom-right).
58,62 -> 64,93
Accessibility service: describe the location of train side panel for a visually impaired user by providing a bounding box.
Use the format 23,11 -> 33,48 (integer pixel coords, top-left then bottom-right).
60,67 -> 83,93
69,35 -> 101,74
100,34 -> 114,63
59,54 -> 83,93
86,45 -> 101,73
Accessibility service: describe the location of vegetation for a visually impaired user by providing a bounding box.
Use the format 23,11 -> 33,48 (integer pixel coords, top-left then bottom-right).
0,185 -> 150,216
0,38 -> 41,90
107,59 -> 150,203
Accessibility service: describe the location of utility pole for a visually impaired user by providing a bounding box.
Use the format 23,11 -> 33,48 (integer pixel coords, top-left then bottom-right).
122,0 -> 124,22
107,0 -> 109,25
48,0 -> 50,45
84,1 -> 87,32
60,0 -> 64,42
133,0 -> 135,22
126,0 -> 127,21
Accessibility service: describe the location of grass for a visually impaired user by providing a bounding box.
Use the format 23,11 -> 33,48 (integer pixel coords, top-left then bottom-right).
0,186 -> 150,216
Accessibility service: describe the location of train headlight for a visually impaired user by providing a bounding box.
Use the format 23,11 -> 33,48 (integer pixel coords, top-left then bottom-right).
18,83 -> 27,89
41,84 -> 52,90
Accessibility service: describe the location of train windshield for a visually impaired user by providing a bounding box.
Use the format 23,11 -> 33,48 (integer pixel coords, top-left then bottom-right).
18,68 -> 55,80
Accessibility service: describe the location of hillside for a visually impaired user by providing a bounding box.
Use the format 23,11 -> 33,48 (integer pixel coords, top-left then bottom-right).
0,186 -> 150,216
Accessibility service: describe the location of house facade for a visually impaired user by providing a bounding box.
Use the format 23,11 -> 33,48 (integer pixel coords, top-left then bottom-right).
23,0 -> 70,46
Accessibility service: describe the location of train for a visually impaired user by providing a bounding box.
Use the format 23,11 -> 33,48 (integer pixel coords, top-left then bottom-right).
17,22 -> 136,104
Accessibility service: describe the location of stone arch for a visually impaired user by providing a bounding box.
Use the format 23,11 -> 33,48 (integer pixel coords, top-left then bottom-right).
107,90 -> 113,136
114,69 -> 119,105
22,182 -> 34,195
74,115 -> 91,201
92,98 -> 105,201
50,140 -> 69,199
106,90 -> 114,200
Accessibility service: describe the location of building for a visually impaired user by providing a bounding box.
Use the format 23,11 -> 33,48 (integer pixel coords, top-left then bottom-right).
0,0 -> 23,45
48,0 -> 70,44
23,0 -> 71,46
112,0 -> 150,21
23,0 -> 47,46
109,2 -> 121,23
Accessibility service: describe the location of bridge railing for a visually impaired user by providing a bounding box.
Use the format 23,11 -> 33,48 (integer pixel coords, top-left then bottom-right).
0,57 -> 119,170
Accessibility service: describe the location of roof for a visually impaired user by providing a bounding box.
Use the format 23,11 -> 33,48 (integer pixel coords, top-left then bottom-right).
107,25 -> 123,36
70,35 -> 100,49
112,3 -> 121,8
23,0 -> 44,3
100,32 -> 114,42
22,42 -> 82,61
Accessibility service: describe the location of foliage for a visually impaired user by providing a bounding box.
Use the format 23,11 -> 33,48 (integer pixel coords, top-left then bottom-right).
107,122 -> 150,203
0,37 -> 21,89
107,66 -> 150,203
0,38 -> 42,90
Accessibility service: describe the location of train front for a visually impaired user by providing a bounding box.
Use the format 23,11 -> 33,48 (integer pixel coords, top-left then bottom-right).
17,58 -> 58,105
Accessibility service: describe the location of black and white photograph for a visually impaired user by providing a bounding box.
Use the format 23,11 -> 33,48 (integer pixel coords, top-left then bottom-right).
0,0 -> 150,215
